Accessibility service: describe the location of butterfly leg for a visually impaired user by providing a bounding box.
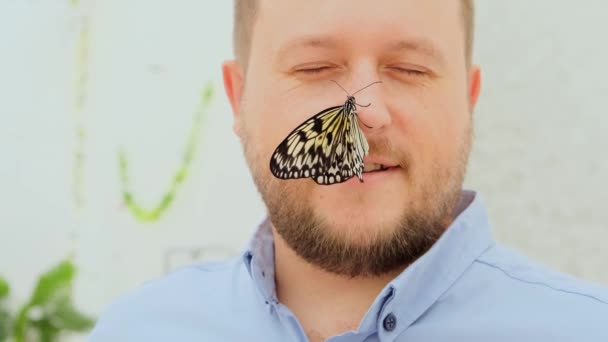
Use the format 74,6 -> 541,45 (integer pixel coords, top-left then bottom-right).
357,173 -> 364,183
356,113 -> 374,129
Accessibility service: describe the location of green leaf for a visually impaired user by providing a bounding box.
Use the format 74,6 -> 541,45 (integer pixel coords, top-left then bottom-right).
53,300 -> 95,332
30,319 -> 59,342
0,278 -> 8,299
0,310 -> 10,342
29,261 -> 74,307
13,260 -> 95,342
0,277 -> 11,342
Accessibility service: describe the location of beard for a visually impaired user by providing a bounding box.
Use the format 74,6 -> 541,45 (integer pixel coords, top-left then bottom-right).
240,120 -> 472,278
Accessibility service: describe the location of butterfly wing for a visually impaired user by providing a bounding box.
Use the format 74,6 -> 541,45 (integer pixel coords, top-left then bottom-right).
270,103 -> 370,185
336,114 -> 368,183
315,112 -> 369,185
351,114 -> 369,181
270,105 -> 346,181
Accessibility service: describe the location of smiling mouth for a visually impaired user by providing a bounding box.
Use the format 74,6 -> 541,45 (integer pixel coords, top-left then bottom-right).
362,162 -> 393,173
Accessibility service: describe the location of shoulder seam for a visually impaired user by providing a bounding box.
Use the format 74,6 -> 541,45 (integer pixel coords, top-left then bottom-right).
475,260 -> 608,305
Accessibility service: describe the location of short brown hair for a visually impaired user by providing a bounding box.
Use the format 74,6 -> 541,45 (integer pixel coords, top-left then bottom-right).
234,0 -> 475,67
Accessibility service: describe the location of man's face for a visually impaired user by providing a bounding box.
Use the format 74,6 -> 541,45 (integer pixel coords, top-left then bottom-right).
224,0 -> 481,276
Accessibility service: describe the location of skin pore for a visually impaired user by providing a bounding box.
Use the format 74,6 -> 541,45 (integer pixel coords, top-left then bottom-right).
223,0 -> 481,340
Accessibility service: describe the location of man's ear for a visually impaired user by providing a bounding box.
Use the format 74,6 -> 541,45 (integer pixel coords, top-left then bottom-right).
222,60 -> 244,137
468,65 -> 482,112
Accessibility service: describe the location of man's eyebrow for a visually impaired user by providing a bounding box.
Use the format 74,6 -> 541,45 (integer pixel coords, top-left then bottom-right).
276,36 -> 341,58
389,39 -> 447,65
275,36 -> 447,65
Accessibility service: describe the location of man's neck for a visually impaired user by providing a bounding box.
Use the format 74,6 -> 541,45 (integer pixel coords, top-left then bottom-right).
272,229 -> 406,340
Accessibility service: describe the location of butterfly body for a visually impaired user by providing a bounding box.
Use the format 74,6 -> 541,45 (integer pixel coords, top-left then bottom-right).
269,95 -> 370,185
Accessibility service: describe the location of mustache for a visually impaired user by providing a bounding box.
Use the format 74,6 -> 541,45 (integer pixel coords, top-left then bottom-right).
366,136 -> 411,171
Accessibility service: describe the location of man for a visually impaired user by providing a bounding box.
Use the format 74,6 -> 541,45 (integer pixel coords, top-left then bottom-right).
90,1 -> 608,341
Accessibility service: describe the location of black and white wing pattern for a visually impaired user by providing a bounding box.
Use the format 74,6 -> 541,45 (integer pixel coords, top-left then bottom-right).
269,101 -> 369,185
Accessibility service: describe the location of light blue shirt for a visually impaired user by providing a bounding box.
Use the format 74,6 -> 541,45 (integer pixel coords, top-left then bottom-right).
89,191 -> 608,341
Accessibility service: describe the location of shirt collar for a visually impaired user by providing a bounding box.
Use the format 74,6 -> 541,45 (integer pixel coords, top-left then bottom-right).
367,190 -> 496,339
243,216 -> 277,305
242,190 -> 495,336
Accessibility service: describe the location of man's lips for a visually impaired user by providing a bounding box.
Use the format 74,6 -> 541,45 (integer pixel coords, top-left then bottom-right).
362,157 -> 400,173
363,156 -> 399,167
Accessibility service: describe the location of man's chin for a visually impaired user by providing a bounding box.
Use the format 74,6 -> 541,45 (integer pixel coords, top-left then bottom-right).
312,175 -> 410,208
312,211 -> 404,244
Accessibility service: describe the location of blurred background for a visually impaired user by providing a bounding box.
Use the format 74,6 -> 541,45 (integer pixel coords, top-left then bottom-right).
1,1 -> 607,340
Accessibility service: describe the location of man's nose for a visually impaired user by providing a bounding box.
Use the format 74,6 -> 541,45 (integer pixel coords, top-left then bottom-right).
353,85 -> 392,130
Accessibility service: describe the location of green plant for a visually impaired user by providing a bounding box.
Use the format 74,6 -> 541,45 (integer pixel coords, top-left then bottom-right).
0,278 -> 11,341
0,260 -> 94,342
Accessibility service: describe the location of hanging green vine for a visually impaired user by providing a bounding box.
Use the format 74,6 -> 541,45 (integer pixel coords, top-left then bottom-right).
70,0 -> 91,213
118,84 -> 214,223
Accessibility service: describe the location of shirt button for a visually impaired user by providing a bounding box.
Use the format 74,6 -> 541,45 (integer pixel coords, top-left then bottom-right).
383,313 -> 397,332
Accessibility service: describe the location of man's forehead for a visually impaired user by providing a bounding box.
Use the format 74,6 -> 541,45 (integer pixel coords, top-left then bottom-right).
255,0 -> 461,47
257,0 -> 461,21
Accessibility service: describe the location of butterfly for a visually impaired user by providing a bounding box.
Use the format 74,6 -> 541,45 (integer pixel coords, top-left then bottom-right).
269,81 -> 381,185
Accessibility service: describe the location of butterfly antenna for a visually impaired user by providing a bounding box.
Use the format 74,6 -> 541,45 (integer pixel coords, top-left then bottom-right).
331,80 -> 350,96
352,81 -> 382,96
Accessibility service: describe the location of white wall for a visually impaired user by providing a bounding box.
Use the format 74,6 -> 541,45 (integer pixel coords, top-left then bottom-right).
1,0 -> 607,335
469,1 -> 608,286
